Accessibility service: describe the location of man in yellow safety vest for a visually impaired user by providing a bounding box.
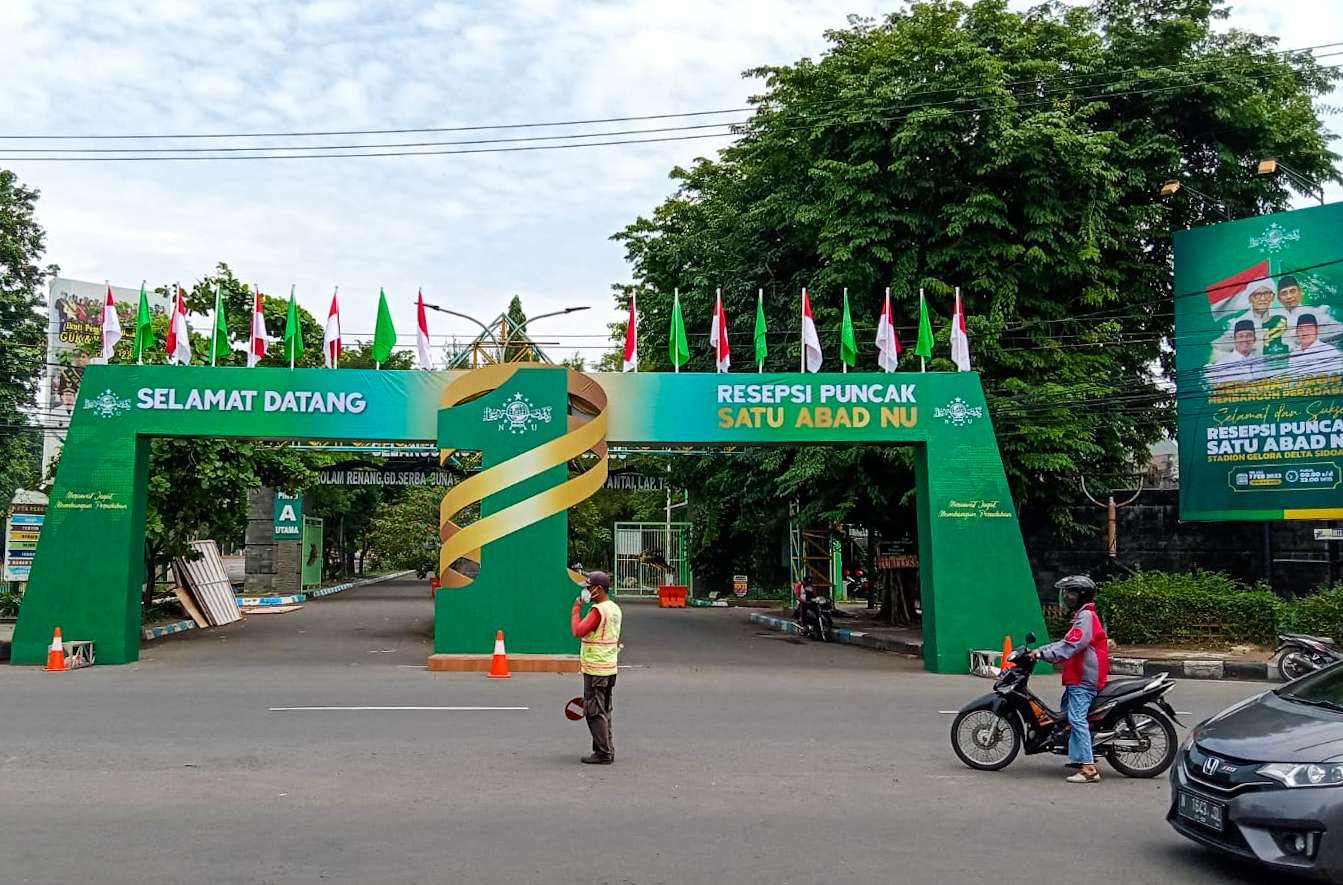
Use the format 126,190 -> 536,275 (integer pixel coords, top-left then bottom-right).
571,570 -> 623,764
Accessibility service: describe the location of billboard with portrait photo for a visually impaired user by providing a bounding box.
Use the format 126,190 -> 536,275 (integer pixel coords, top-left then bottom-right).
1173,203 -> 1343,521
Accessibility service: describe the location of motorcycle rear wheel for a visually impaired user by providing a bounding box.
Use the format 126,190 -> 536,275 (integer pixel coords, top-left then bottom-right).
1104,706 -> 1177,778
1277,650 -> 1317,682
951,708 -> 1021,771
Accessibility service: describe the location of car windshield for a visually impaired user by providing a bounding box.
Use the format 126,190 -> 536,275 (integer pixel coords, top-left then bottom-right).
1278,663 -> 1343,710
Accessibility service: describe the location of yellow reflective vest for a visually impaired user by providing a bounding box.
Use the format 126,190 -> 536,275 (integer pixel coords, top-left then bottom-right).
580,599 -> 622,676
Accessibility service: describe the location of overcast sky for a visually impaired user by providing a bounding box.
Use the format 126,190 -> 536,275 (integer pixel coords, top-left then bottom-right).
2,0 -> 1339,361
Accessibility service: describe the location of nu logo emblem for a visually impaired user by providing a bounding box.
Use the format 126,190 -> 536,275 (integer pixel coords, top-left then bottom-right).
435,365 -> 608,655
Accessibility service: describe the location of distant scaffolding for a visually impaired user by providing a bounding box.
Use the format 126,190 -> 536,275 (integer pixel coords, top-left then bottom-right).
443,312 -> 554,369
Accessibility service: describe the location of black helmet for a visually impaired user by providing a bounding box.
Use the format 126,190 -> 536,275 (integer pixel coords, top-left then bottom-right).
1055,575 -> 1097,612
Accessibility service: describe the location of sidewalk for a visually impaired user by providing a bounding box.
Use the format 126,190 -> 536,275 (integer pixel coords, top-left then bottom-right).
748,605 -> 1283,681
749,606 -> 924,657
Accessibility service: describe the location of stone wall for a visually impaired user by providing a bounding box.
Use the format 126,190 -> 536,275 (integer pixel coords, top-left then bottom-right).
244,487 -> 302,596
1022,488 -> 1341,598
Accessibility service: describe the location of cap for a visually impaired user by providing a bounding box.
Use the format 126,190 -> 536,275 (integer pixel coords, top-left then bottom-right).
1233,319 -> 1255,334
1279,274 -> 1300,289
1298,313 -> 1319,328
584,570 -> 611,589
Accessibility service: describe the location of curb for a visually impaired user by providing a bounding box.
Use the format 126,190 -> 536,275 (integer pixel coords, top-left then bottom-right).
750,613 -> 1278,681
307,570 -> 414,599
143,619 -> 198,640
1111,656 -> 1275,682
237,594 -> 307,606
749,612 -> 924,657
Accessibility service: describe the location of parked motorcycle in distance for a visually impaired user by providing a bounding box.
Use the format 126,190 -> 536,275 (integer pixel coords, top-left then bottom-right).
951,632 -> 1181,777
1274,632 -> 1343,681
797,592 -> 835,642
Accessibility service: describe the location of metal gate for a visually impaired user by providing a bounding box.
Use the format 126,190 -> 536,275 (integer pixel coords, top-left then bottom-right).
613,521 -> 691,596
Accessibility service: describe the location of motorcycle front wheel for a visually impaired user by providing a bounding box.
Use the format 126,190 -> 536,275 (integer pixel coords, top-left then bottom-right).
1104,706 -> 1177,778
1277,650 -> 1317,682
819,619 -> 834,642
951,708 -> 1021,771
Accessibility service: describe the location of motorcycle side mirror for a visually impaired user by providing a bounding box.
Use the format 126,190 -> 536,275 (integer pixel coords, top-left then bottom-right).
1024,632 -> 1037,645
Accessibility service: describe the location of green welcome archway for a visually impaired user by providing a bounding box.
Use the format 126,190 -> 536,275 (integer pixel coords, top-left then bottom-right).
12,364 -> 1045,673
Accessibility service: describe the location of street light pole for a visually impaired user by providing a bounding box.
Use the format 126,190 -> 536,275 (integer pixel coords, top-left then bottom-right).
513,306 -> 591,363
1256,158 -> 1327,205
421,303 -> 502,367
1159,179 -> 1232,220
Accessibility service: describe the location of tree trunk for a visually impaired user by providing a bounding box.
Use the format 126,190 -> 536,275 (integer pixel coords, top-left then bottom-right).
143,539 -> 157,609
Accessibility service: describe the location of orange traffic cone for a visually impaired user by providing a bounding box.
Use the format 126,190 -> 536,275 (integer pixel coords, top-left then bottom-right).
44,627 -> 66,672
487,630 -> 510,679
999,635 -> 1014,671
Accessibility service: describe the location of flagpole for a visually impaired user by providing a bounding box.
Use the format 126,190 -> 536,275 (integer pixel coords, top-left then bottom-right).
673,287 -> 680,374
137,280 -> 145,365
289,284 -> 296,371
211,282 -> 220,367
757,288 -> 764,373
841,288 -> 848,374
919,287 -> 926,373
332,285 -> 339,369
799,288 -> 805,374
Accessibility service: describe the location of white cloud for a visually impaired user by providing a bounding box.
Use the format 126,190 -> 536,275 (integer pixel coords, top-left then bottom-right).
1,0 -> 1339,351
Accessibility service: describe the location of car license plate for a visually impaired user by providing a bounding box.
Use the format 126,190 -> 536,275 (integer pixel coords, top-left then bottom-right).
1178,791 -> 1226,832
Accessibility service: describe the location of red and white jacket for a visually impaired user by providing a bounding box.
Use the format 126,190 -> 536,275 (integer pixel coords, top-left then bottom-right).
1038,603 -> 1109,690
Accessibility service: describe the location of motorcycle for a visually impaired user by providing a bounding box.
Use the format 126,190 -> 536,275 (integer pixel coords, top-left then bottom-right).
950,632 -> 1181,778
1274,633 -> 1342,681
797,593 -> 835,642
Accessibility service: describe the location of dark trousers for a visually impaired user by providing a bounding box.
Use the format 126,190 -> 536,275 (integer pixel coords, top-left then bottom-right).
583,673 -> 616,760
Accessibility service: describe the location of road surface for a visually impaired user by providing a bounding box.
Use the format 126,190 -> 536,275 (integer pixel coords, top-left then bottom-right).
0,578 -> 1276,884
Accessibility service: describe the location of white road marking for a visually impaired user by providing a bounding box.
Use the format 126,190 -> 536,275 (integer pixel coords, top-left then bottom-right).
268,705 -> 529,712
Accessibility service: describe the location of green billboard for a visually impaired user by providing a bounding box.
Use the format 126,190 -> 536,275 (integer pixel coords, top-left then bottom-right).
1174,203 -> 1343,521
12,364 -> 1045,673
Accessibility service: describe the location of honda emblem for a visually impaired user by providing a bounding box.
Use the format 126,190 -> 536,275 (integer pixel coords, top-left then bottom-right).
1202,757 -> 1221,776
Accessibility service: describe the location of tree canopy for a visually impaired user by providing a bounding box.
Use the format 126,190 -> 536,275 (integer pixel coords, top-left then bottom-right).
0,170 -> 54,506
612,0 -> 1340,588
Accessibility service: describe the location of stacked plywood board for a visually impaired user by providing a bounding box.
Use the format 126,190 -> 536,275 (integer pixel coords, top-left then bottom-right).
173,540 -> 242,627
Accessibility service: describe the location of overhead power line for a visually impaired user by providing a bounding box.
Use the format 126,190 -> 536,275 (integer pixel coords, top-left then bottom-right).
3,40 -> 1339,142
2,54 -> 1339,161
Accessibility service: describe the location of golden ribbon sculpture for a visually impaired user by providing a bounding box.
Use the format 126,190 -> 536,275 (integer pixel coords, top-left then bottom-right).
437,365 -> 609,589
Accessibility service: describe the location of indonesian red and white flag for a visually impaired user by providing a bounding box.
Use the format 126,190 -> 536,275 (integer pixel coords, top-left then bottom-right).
801,287 -> 822,372
100,283 -> 121,361
950,288 -> 971,372
1206,260 -> 1271,322
416,288 -> 433,369
709,289 -> 730,373
166,285 -> 191,364
622,293 -> 638,372
248,286 -> 269,367
323,288 -> 341,369
875,288 -> 901,373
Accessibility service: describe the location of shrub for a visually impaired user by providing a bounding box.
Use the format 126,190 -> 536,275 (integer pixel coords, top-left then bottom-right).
1286,586 -> 1343,643
1095,570 -> 1284,646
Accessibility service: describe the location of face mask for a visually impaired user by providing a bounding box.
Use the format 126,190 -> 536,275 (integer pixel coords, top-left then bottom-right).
581,589 -> 592,604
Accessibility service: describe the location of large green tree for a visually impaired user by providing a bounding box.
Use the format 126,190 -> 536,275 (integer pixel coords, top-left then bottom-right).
0,170 -> 54,506
613,0 -> 1339,587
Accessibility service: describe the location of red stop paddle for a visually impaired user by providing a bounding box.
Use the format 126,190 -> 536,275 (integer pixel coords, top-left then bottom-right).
564,697 -> 584,721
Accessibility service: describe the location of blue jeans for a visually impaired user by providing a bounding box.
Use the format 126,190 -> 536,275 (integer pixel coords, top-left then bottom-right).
1063,685 -> 1098,765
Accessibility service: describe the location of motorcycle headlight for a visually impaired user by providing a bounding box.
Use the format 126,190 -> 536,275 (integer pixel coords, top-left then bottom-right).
1259,762 -> 1343,787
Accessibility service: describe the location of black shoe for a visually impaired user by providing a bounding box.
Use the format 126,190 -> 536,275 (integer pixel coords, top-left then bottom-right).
581,754 -> 613,765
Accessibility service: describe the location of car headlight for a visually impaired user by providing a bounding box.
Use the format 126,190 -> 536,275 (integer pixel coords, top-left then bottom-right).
1259,762 -> 1343,787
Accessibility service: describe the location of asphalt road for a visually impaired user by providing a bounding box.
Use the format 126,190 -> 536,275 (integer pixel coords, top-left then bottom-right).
0,578 -> 1287,884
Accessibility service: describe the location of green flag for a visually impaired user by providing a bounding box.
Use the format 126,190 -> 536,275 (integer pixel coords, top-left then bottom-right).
914,289 -> 934,361
669,290 -> 689,370
373,287 -> 397,365
753,290 -> 767,369
839,290 -> 857,367
132,281 -> 155,363
283,285 -> 303,366
210,284 -> 231,364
